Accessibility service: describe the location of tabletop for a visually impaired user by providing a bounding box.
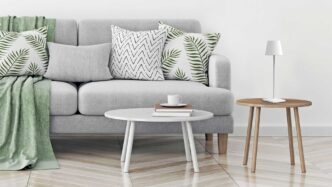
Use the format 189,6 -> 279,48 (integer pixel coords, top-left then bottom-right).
104,108 -> 213,123
236,98 -> 312,108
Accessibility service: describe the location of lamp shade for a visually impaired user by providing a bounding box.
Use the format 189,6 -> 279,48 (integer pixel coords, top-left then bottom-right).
265,40 -> 283,56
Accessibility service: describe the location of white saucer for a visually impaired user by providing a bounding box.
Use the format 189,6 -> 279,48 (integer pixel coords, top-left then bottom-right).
160,103 -> 187,108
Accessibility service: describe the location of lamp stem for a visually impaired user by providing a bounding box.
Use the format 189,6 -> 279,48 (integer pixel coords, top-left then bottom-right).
273,55 -> 275,99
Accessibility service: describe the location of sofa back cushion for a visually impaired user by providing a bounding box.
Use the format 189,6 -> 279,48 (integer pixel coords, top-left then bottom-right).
78,19 -> 201,45
54,19 -> 77,45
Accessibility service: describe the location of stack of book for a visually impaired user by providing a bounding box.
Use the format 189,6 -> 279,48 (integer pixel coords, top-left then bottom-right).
152,104 -> 193,117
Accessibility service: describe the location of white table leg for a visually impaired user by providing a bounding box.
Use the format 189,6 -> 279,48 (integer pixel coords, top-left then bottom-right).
121,121 -> 131,162
124,121 -> 135,173
186,121 -> 199,172
181,122 -> 192,161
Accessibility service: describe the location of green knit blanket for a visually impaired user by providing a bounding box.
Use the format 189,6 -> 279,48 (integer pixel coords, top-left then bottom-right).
0,16 -> 56,41
0,16 -> 58,170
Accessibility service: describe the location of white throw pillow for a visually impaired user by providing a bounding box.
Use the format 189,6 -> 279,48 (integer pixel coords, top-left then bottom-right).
110,25 -> 167,80
0,27 -> 48,76
159,23 -> 220,85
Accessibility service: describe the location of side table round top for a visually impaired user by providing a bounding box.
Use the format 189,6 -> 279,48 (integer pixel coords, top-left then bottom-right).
104,108 -> 213,123
236,98 -> 312,108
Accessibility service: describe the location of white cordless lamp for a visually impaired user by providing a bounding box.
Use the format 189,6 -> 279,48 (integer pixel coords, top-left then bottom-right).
263,40 -> 285,103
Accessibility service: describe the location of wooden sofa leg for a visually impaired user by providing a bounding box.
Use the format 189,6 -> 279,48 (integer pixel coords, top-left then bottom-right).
218,133 -> 228,154
205,133 -> 213,141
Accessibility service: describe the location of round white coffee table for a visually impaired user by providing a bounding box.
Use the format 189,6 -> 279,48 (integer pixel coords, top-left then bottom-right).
104,108 -> 213,173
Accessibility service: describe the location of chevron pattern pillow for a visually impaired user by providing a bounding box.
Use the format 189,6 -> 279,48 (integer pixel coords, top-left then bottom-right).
110,25 -> 167,80
159,23 -> 220,85
0,27 -> 48,77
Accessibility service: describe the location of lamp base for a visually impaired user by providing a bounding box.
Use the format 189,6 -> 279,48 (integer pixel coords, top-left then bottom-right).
262,98 -> 286,103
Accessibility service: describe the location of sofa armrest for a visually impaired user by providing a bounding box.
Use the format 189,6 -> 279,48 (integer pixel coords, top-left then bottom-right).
208,54 -> 231,89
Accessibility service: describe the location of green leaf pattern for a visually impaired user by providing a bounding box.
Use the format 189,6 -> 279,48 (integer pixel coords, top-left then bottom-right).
0,49 -> 29,76
25,62 -> 41,75
159,23 -> 220,85
184,36 -> 209,84
161,49 -> 181,75
0,32 -> 18,59
175,68 -> 189,80
205,33 -> 220,51
24,34 -> 48,68
159,22 -> 184,43
0,27 -> 48,76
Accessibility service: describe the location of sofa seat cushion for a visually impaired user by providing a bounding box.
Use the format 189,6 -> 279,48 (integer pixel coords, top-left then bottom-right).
51,81 -> 77,115
78,80 -> 233,116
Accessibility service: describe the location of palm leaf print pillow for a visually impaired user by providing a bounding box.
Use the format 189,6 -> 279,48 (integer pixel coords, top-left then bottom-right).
0,27 -> 48,76
159,23 -> 220,85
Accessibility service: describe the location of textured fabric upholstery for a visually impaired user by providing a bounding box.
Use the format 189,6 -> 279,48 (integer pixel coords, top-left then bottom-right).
208,54 -> 231,90
54,19 -> 77,45
49,19 -> 233,135
45,43 -> 112,82
78,80 -> 233,116
78,19 -> 201,45
50,81 -> 77,115
51,115 -> 233,134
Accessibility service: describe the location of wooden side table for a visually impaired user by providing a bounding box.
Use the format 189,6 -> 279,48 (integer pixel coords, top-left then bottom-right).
237,98 -> 312,173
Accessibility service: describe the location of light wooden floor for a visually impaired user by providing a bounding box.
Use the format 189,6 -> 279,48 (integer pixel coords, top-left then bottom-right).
1,135 -> 332,187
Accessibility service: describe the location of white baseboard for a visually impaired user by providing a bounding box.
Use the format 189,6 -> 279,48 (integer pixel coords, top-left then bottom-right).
232,126 -> 332,136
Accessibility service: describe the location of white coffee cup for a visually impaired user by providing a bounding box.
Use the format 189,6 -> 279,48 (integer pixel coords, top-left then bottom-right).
168,94 -> 181,105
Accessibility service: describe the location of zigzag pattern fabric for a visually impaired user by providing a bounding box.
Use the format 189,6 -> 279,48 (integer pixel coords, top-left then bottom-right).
110,25 -> 167,80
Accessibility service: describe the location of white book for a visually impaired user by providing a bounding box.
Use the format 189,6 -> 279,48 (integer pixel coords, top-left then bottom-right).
152,112 -> 192,117
155,109 -> 193,113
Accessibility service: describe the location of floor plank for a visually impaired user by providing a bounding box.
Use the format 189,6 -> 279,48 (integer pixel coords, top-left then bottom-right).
200,136 -> 332,187
0,170 -> 30,187
1,136 -> 332,186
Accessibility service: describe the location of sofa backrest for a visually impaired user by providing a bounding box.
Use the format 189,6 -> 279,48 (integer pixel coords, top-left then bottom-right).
54,19 -> 77,45
78,19 -> 201,45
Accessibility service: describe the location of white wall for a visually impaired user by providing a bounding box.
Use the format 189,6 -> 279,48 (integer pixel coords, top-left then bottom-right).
3,0 -> 332,135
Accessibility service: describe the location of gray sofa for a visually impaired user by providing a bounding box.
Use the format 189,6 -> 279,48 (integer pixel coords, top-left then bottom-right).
49,19 -> 234,153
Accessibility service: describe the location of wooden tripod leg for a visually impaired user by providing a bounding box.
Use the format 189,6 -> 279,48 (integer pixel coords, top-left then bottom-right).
294,107 -> 306,173
286,108 -> 295,165
251,107 -> 261,173
243,107 -> 254,165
